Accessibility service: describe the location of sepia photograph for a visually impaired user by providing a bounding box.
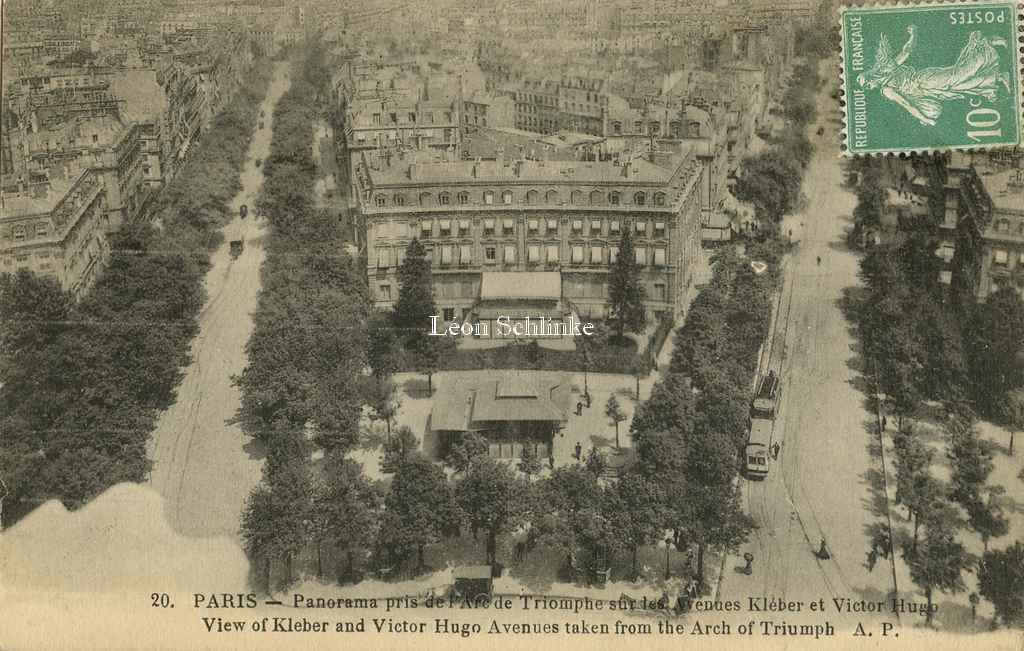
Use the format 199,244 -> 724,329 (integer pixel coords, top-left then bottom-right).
0,0 -> 1022,648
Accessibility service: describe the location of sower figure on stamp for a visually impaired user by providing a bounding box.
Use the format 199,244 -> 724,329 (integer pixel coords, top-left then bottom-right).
857,25 -> 1011,127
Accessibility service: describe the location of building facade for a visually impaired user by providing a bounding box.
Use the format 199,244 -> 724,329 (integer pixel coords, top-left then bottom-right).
0,169 -> 110,297
355,149 -> 705,326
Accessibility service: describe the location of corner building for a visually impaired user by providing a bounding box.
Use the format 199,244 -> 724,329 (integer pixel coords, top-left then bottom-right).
355,148 -> 705,326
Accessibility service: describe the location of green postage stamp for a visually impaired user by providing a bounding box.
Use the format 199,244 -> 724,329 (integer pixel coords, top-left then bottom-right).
841,1 -> 1023,155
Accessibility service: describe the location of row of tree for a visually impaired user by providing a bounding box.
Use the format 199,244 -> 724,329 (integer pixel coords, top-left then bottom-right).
853,154 -> 1024,627
0,61 -> 272,525
629,243 -> 785,587
732,60 -> 820,233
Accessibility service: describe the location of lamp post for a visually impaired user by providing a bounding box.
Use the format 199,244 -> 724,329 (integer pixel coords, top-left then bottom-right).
664,536 -> 674,580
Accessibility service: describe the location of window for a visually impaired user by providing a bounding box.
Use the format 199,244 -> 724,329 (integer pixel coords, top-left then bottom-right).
635,221 -> 646,235
590,246 -> 602,263
484,191 -> 494,205
654,283 -> 667,301
590,219 -> 602,234
609,192 -> 620,206
502,190 -> 513,205
377,248 -> 391,268
526,190 -> 539,204
426,112 -> 434,124
504,245 -> 516,263
546,244 -> 559,263
993,249 -> 1009,265
654,192 -> 666,206
572,219 -> 583,233
634,192 -> 646,206
439,192 -> 451,205
545,189 -> 559,204
421,220 -> 433,236
36,223 -> 49,237
439,219 -> 451,235
419,192 -> 432,206
635,247 -> 647,265
460,244 -> 472,264
503,219 -> 515,234
379,284 -> 392,300
394,194 -> 406,206
457,191 -> 469,205
654,221 -> 666,236
484,219 -> 495,234
439,245 -> 453,265
528,218 -> 539,233
937,242 -> 955,262
939,270 -> 953,285
375,195 -> 386,207
372,113 -> 381,125
408,112 -> 416,123
458,219 -> 470,235
571,245 -> 584,264
571,190 -> 583,205
997,219 -> 1011,233
13,225 -> 26,241
634,120 -> 643,133
609,246 -> 619,263
589,190 -> 602,205
444,307 -> 456,322
485,246 -> 497,262
547,219 -> 558,233
654,248 -> 666,267
528,245 -> 540,263
612,121 -> 622,135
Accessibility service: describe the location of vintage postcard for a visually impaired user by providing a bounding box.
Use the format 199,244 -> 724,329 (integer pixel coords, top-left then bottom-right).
2,0 -> 1024,649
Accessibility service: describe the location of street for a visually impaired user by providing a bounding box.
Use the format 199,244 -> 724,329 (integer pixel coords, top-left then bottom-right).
720,67 -> 900,628
146,63 -> 290,538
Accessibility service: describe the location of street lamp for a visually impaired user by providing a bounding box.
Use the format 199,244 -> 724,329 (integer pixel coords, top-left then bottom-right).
664,536 -> 674,580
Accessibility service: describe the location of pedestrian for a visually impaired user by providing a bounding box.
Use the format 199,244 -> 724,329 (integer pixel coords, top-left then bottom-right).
879,533 -> 891,559
881,416 -> 887,431
866,549 -> 878,571
771,442 -> 781,460
576,401 -> 583,416
574,442 -> 582,460
817,538 -> 830,560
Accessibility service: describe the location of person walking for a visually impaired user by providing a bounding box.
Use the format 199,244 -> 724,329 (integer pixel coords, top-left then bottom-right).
574,442 -> 582,461
771,442 -> 781,460
817,538 -> 830,560
866,549 -> 878,571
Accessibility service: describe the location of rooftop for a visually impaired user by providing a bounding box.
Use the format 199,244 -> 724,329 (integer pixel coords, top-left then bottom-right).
430,371 -> 572,431
369,157 -> 674,187
979,168 -> 1024,213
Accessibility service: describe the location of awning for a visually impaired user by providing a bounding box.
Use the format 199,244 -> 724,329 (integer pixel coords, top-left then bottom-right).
460,244 -> 472,263
547,218 -> 558,231
504,245 -> 516,262
572,245 -> 584,263
480,272 -> 561,300
609,246 -> 619,263
590,246 -> 602,263
503,218 -> 514,230
610,220 -> 620,232
484,218 -> 495,230
635,247 -> 647,265
546,245 -> 559,262
459,219 -> 470,231
528,218 -> 539,231
572,219 -> 583,231
591,219 -> 601,232
439,219 -> 451,231
528,245 -> 540,262
654,248 -> 666,266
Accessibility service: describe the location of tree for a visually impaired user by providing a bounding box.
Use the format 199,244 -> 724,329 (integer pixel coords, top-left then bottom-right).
608,471 -> 665,579
240,485 -> 277,593
444,431 -> 489,473
518,446 -> 543,478
309,456 -> 381,580
605,395 -> 628,449
367,311 -> 398,379
606,228 -> 646,341
378,455 -> 453,572
393,239 -> 441,391
947,420 -> 995,509
1000,388 -> 1024,455
966,489 -> 1009,552
905,528 -> 969,626
456,456 -> 531,565
732,149 -> 801,225
365,376 -> 400,437
382,426 -> 419,474
967,288 -> 1024,416
978,541 -> 1024,628
893,426 -> 934,534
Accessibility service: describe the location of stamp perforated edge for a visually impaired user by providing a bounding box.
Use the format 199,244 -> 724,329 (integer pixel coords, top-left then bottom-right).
837,0 -> 1024,157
